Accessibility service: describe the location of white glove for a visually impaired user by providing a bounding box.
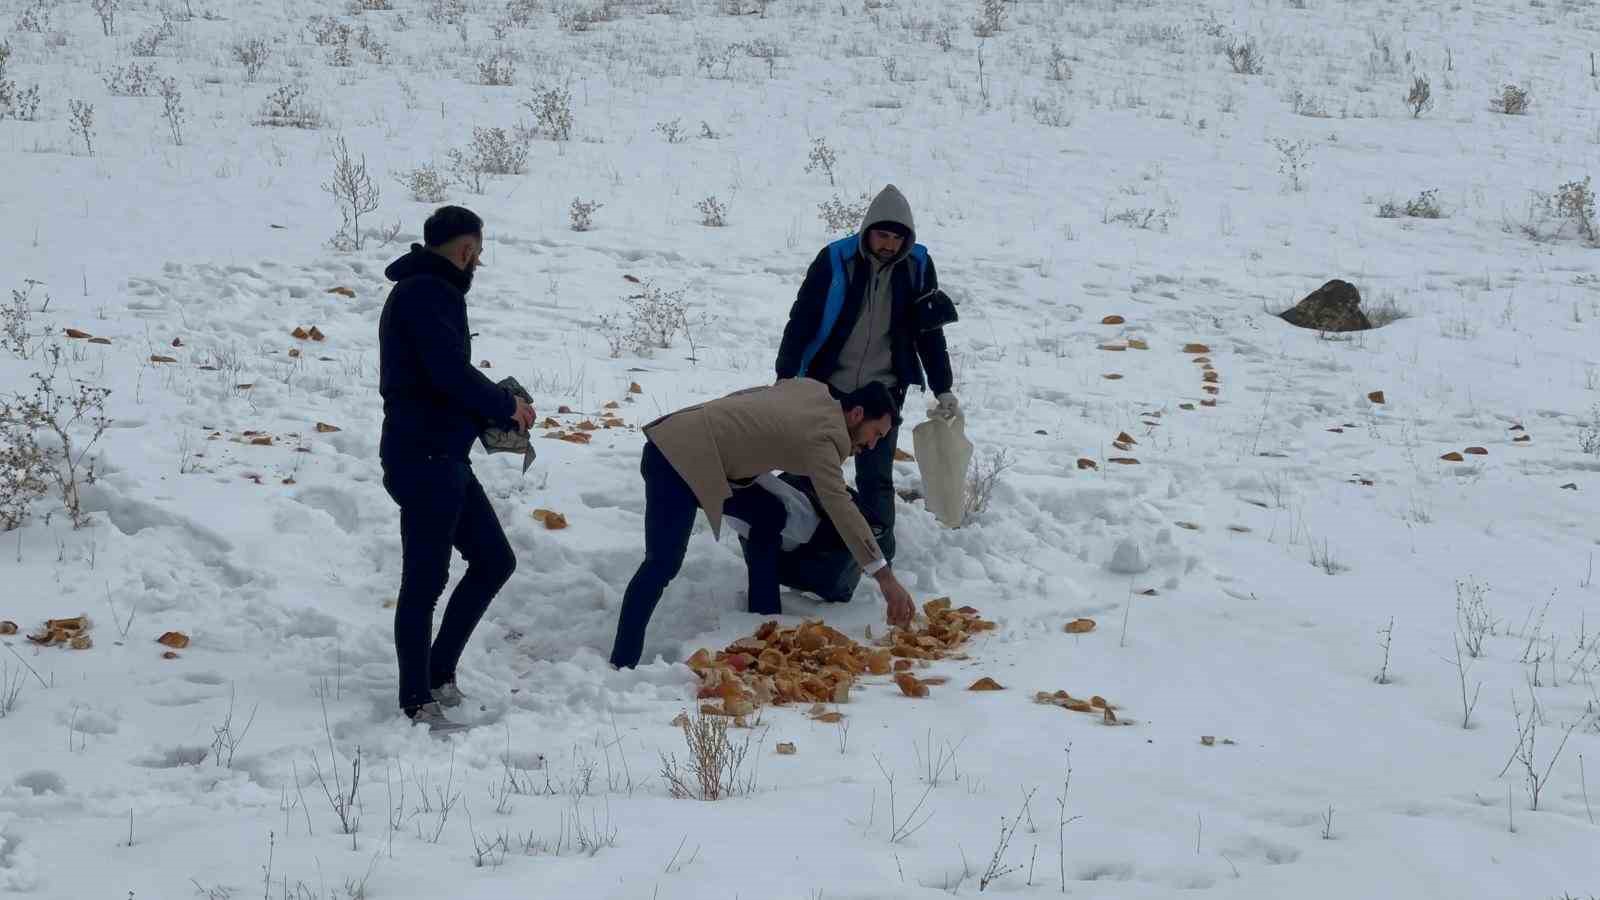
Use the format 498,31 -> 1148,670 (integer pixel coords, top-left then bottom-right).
934,392 -> 960,421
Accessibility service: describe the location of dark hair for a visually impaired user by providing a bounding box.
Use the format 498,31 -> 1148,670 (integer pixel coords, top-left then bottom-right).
423,205 -> 483,248
865,221 -> 910,240
839,382 -> 901,427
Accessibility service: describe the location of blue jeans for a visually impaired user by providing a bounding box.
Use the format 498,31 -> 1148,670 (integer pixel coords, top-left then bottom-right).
609,442 -> 786,669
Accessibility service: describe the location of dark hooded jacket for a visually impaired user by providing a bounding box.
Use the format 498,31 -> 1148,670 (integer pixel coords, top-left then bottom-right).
775,185 -> 954,397
378,244 -> 514,463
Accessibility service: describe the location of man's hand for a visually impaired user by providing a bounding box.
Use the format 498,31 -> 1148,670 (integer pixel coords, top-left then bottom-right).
874,567 -> 916,629
934,392 -> 960,421
512,396 -> 537,432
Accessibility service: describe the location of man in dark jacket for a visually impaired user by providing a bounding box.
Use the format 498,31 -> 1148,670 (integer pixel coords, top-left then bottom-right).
378,206 -> 535,732
775,184 -> 957,561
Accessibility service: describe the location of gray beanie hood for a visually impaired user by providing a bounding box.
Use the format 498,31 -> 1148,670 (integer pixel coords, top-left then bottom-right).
858,184 -> 916,266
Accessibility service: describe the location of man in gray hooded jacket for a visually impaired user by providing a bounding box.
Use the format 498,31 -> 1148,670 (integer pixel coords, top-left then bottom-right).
775,184 -> 957,562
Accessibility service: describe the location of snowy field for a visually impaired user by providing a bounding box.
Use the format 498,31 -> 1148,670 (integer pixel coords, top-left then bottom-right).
2,0 -> 1600,896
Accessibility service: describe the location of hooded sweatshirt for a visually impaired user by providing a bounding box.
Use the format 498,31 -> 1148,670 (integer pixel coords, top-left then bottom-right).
378,244 -> 515,463
827,185 -> 916,394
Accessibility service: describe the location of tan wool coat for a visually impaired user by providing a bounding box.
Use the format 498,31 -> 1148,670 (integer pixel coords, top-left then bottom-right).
642,378 -> 884,569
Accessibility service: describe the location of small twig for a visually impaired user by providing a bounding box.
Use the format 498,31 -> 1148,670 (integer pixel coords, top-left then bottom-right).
1119,577 -> 1134,648
663,834 -> 688,873
4,643 -> 49,690
1373,617 -> 1394,685
1581,753 -> 1594,825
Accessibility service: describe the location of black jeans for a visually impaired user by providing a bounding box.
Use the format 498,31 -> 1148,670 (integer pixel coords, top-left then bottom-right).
383,458 -> 516,711
852,417 -> 901,562
609,442 -> 787,669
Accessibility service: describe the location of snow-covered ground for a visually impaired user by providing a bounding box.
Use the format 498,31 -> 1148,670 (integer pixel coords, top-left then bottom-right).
3,0 -> 1599,896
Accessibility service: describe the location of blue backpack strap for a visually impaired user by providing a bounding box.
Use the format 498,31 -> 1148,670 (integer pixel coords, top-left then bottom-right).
796,235 -> 858,377
908,244 -> 928,293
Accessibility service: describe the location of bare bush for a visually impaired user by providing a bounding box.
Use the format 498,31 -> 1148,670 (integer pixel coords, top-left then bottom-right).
1580,404 -> 1600,456
67,99 -> 94,156
103,61 -> 157,96
803,137 -> 837,186
1046,43 -> 1072,81
1520,178 -> 1599,245
91,0 -> 118,36
980,791 -> 1035,891
395,163 -> 450,203
1030,93 -> 1072,128
653,118 -> 686,143
1378,189 -> 1443,219
327,31 -> 354,67
597,280 -> 689,357
426,0 -> 468,23
0,42 -> 19,117
658,709 -> 757,801
971,0 -> 1005,37
696,196 -> 728,227
306,15 -> 349,46
2,46 -> 39,119
231,36 -> 272,81
254,83 -> 323,128
445,127 -> 529,193
350,0 -> 392,9
158,76 -> 183,145
2,282 -> 42,360
818,192 -> 870,234
1553,177 -> 1598,244
322,136 -> 380,251
0,384 -> 50,531
742,38 -> 783,77
130,9 -> 177,56
1286,87 -> 1329,118
1223,35 -> 1263,75
5,83 -> 38,121
1405,74 -> 1433,117
504,0 -> 540,27
1505,688 -> 1586,811
356,24 -> 388,63
1103,205 -> 1172,232
963,447 -> 1014,524
569,198 -> 602,231
208,685 -> 258,769
14,0 -> 53,34
695,42 -> 738,79
478,52 -> 516,86
523,86 -> 573,140
1270,137 -> 1311,192
0,352 -> 111,530
554,0 -> 619,32
1490,83 -> 1531,115
1456,577 -> 1496,658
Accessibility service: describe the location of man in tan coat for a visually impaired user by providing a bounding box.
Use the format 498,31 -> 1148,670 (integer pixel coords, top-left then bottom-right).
608,378 -> 917,669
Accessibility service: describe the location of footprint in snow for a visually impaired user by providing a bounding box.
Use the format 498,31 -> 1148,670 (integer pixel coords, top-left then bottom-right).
133,745 -> 211,768
13,771 -> 66,796
292,485 -> 363,534
1219,834 -> 1301,866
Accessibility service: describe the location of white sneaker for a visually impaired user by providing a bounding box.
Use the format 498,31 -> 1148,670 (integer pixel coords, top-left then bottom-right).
432,681 -> 466,709
406,701 -> 468,734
